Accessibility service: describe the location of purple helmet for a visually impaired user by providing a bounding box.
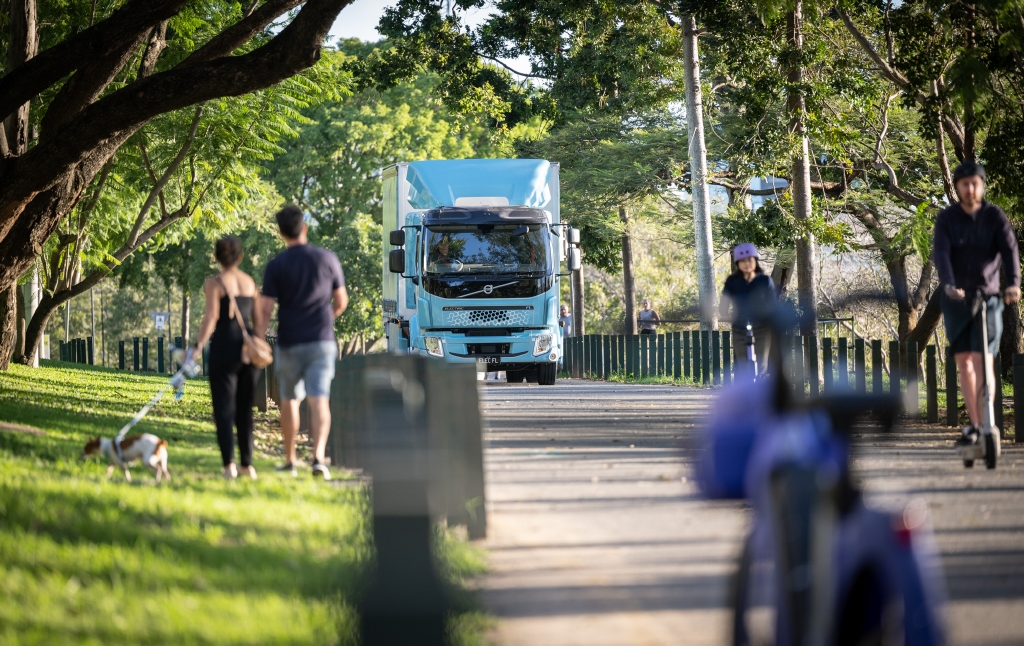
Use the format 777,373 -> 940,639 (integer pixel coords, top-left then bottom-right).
733,243 -> 759,262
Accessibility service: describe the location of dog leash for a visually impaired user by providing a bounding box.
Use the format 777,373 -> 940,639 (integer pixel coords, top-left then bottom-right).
114,347 -> 199,462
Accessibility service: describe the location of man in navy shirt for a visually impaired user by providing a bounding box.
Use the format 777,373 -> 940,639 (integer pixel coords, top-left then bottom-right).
933,161 -> 1020,447
256,205 -> 348,479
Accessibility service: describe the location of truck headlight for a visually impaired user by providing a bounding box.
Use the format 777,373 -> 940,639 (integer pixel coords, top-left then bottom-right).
533,334 -> 554,356
424,336 -> 444,357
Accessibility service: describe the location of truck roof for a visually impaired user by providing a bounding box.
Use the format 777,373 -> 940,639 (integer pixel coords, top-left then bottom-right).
407,159 -> 553,210
423,206 -> 550,225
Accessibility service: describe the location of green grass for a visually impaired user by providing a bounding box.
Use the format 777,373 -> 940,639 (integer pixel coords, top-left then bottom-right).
0,362 -> 487,644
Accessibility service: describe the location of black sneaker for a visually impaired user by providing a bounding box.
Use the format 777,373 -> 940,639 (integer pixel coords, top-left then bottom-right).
954,427 -> 980,447
275,462 -> 298,477
311,461 -> 332,481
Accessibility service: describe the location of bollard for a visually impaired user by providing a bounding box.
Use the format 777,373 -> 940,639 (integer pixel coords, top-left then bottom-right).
907,341 -> 919,418
119,341 -> 125,370
1014,354 -> 1024,442
87,336 -> 94,365
793,335 -> 804,395
712,331 -> 721,385
658,334 -> 666,376
889,341 -> 900,396
926,345 -> 938,423
946,347 -> 958,427
995,353 -> 1003,429
700,330 -> 710,385
142,337 -> 150,372
68,339 -> 76,364
133,337 -> 140,371
822,337 -> 834,392
158,337 -> 165,374
723,331 -> 732,385
692,330 -> 702,382
640,335 -> 649,378
838,338 -> 849,388
807,336 -> 819,397
683,332 -> 691,379
872,340 -> 883,395
598,337 -> 606,378
674,332 -> 682,380
854,338 -> 866,394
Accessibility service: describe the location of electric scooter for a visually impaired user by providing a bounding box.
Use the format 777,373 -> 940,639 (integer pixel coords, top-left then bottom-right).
956,291 -> 1001,470
745,324 -> 758,380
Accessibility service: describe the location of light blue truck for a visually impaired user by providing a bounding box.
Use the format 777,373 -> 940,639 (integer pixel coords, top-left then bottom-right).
381,159 -> 581,385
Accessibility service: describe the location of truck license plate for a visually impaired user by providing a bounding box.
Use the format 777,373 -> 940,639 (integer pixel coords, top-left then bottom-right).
476,357 -> 500,364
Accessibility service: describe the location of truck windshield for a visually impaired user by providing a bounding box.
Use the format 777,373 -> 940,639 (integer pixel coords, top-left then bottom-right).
424,224 -> 552,276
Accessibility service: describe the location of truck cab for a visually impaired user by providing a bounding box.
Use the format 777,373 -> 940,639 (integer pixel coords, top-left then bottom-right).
381,159 -> 580,384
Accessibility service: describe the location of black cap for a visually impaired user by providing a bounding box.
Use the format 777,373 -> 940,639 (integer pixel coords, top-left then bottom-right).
952,160 -> 987,184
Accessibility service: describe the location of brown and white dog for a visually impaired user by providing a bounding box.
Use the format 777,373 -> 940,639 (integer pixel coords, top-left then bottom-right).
82,433 -> 171,483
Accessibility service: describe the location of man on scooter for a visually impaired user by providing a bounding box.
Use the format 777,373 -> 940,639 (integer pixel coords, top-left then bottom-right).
933,160 -> 1021,448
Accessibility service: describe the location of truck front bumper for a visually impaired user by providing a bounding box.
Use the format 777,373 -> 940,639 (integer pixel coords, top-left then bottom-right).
418,330 -> 560,367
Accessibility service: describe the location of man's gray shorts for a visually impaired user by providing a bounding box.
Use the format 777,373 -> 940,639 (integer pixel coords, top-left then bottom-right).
275,341 -> 338,401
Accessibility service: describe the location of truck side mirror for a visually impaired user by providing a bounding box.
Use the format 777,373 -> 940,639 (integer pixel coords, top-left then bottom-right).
568,247 -> 581,272
389,249 -> 406,274
389,230 -> 405,246
568,227 -> 581,246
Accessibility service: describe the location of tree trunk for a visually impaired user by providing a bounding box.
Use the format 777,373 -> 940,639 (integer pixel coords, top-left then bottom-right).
0,286 -> 16,370
1000,300 -> 1021,378
620,206 -> 637,335
683,14 -> 717,331
787,4 -> 817,335
572,264 -> 585,337
28,263 -> 39,366
771,248 -> 796,300
181,288 -> 191,346
13,282 -> 26,363
4,0 -> 38,155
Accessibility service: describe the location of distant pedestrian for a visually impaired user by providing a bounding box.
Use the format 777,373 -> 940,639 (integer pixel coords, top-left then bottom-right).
558,304 -> 572,338
638,299 -> 661,335
255,206 -> 348,479
720,243 -> 776,377
192,236 -> 263,480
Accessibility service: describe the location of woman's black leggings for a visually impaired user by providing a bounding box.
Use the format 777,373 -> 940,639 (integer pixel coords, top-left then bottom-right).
208,362 -> 259,467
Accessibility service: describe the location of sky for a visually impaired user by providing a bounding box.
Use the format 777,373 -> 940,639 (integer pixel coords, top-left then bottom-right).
328,0 -> 533,76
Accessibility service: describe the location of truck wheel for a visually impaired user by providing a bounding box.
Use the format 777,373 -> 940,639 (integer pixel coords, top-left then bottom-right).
505,369 -> 525,384
538,363 -> 557,385
525,366 -> 540,383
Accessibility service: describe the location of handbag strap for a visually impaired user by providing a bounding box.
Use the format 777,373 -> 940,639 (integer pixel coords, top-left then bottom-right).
216,276 -> 255,343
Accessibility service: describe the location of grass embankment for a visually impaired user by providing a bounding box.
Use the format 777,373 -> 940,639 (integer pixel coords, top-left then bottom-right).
0,363 -> 485,644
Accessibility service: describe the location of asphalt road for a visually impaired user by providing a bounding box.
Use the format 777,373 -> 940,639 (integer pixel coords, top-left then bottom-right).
475,379 -> 1024,646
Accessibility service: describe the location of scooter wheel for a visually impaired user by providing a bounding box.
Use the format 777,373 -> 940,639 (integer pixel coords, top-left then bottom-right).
985,433 -> 997,470
963,459 -> 975,468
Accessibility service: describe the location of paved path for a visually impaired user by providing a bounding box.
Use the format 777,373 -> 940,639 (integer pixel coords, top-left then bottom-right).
475,379 -> 1024,646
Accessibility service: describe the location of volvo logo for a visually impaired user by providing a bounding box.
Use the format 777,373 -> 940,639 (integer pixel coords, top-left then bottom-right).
483,284 -> 494,294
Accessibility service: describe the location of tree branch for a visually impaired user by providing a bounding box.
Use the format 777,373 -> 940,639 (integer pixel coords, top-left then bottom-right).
180,0 -> 306,67
477,53 -> 553,80
0,0 -> 188,125
137,20 -> 169,80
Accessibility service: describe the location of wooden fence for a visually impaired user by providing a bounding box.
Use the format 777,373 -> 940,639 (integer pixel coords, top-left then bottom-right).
562,330 -> 1023,440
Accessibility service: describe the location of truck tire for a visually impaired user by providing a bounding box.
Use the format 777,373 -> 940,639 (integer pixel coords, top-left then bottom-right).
505,369 -> 525,383
538,363 -> 557,385
525,366 -> 540,383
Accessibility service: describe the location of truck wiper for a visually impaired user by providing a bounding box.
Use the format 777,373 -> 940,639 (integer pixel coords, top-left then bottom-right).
457,281 -> 519,298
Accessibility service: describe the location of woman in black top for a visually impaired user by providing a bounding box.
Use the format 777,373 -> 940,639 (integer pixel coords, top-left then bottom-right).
720,243 -> 777,378
193,236 -> 264,479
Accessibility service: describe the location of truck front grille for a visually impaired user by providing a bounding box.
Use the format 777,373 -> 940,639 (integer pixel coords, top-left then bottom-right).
443,309 -> 531,327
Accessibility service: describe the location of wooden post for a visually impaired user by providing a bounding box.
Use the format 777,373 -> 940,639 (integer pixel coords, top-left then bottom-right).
619,335 -> 626,372
640,335 -> 649,378
657,333 -> 666,376
793,334 -> 804,395
946,347 -> 958,427
723,331 -> 732,385
119,340 -> 125,370
692,330 -> 701,382
683,332 -> 691,379
872,340 -> 883,395
837,337 -> 849,388
854,338 -> 866,394
632,334 -> 641,379
994,353 -> 1003,429
142,337 -> 150,372
625,335 -> 634,378
603,335 -> 611,378
87,336 -> 94,365
926,345 -> 938,423
674,332 -> 682,380
157,336 -> 165,374
1014,354 -> 1024,442
712,331 -> 721,385
701,330 -> 711,385
906,341 -> 919,418
889,341 -> 900,396
822,337 -> 833,392
807,336 -> 819,397
133,337 -> 140,371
